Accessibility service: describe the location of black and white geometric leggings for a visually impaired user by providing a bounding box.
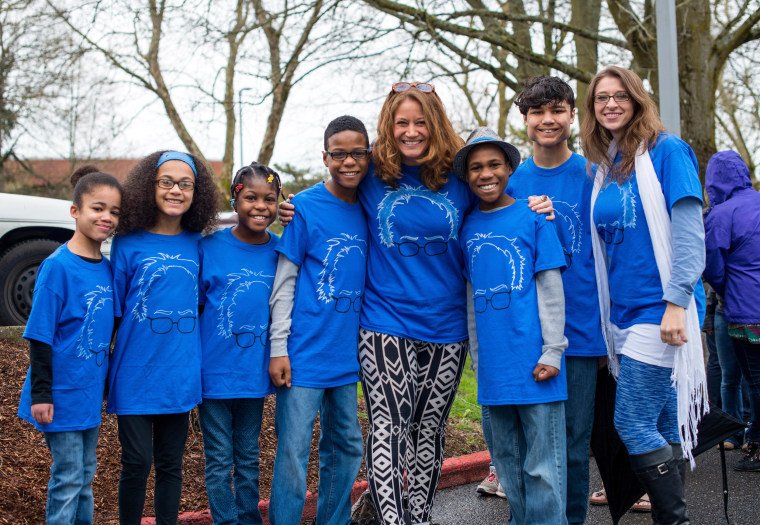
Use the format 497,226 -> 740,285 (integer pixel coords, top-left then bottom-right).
358,328 -> 468,525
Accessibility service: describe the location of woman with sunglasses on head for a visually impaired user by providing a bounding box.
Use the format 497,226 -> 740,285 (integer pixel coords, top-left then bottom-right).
354,82 -> 472,525
581,66 -> 707,524
280,82 -> 552,524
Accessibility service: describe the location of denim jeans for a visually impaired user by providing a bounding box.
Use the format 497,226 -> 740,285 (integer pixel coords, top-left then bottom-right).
481,405 -> 494,466
269,383 -> 363,525
564,356 -> 597,525
199,398 -> 265,525
489,401 -> 567,525
469,343 -> 495,466
44,426 -> 99,525
715,310 -> 747,443
731,338 -> 760,442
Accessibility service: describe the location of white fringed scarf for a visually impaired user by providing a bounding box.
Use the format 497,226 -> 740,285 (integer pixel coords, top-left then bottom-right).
590,141 -> 709,468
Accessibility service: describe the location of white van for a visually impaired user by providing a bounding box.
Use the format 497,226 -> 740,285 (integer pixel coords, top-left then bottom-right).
0,193 -> 112,325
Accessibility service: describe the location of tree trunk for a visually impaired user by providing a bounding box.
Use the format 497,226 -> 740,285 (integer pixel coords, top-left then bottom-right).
676,0 -> 715,183
570,0 -> 601,122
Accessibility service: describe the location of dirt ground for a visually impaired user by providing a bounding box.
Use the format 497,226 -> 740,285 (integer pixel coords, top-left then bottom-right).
0,339 -> 486,523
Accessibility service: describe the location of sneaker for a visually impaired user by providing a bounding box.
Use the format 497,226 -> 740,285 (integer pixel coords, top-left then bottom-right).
496,483 -> 506,499
476,467 -> 499,495
734,441 -> 760,471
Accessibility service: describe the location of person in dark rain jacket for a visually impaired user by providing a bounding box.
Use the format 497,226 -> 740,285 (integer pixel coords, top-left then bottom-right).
703,150 -> 760,471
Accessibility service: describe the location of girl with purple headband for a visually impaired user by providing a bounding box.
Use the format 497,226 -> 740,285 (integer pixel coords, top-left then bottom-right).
108,151 -> 219,525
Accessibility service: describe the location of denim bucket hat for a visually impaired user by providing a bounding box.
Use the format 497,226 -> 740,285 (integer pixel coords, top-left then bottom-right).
453,127 -> 521,182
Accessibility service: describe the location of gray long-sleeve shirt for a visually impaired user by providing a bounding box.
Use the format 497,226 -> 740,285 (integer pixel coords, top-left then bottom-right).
467,268 -> 568,373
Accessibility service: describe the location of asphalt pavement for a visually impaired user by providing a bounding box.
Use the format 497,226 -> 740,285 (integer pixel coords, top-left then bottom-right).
430,445 -> 757,524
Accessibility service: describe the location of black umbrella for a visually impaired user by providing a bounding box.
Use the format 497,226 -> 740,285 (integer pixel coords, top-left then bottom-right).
591,367 -> 748,524
590,367 -> 644,524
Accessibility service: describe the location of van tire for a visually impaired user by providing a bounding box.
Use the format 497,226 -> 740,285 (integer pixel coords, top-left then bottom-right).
0,239 -> 62,326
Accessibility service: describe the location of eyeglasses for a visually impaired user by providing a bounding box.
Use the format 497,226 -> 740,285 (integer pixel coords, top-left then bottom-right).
331,294 -> 363,313
232,329 -> 268,349
391,82 -> 435,94
147,315 -> 196,334
156,179 -> 195,191
473,290 -> 512,313
393,239 -> 448,257
325,149 -> 370,161
593,92 -> 631,105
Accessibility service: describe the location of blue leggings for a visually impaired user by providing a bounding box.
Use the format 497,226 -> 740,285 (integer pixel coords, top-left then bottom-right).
614,355 -> 679,455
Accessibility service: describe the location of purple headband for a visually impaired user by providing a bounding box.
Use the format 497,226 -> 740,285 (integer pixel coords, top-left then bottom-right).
156,151 -> 197,178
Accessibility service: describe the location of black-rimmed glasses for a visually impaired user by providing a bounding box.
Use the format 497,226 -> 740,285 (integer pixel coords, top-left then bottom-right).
331,295 -> 363,313
393,240 -> 448,257
325,150 -> 370,161
232,329 -> 268,348
156,179 -> 195,191
473,290 -> 512,313
147,315 -> 196,334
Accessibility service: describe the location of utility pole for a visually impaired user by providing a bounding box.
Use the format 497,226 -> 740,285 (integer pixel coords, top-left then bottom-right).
656,0 -> 681,137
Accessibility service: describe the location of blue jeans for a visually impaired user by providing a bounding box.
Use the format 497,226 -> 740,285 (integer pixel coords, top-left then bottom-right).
731,338 -> 760,442
199,398 -> 265,525
489,401 -> 567,525
44,426 -> 99,525
715,310 -> 747,444
269,383 -> 363,525
469,343 -> 495,467
564,356 -> 597,525
614,355 -> 679,455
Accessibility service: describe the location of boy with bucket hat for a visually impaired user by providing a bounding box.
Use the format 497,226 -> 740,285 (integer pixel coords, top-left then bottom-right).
456,127 -> 570,525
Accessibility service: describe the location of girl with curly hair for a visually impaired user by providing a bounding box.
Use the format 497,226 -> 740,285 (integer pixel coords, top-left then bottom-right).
582,66 -> 707,523
107,151 -> 219,525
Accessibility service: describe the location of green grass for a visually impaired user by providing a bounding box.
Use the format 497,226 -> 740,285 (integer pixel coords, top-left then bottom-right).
450,355 -> 482,431
356,355 -> 482,430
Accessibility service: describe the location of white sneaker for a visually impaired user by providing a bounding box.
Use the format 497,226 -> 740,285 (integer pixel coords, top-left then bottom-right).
476,467 -> 499,495
496,483 -> 506,499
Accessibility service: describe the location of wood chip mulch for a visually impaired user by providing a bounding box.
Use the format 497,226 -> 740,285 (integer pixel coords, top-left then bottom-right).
0,339 -> 485,523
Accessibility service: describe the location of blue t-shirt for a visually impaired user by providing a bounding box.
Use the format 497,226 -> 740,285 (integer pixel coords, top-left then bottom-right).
358,163 -> 476,342
592,133 -> 704,328
18,244 -> 115,431
276,182 -> 368,388
199,228 -> 278,399
108,230 -> 202,414
508,153 -> 606,357
462,201 -> 567,405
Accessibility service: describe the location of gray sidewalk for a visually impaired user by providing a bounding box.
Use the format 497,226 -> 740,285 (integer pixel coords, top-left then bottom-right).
431,445 -> 756,524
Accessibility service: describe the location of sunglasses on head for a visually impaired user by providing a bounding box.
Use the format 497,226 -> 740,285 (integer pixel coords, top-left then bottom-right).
391,82 -> 435,94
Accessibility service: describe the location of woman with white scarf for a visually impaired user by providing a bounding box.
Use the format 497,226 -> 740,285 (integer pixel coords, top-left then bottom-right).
580,66 -> 707,525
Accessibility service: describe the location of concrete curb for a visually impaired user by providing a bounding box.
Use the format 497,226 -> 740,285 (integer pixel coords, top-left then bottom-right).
142,450 -> 491,525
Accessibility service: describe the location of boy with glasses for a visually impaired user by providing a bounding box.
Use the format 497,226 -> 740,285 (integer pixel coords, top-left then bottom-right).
267,115 -> 370,525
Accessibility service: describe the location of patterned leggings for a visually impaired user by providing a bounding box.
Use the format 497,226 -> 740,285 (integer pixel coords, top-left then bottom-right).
614,355 -> 680,455
358,329 -> 468,525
